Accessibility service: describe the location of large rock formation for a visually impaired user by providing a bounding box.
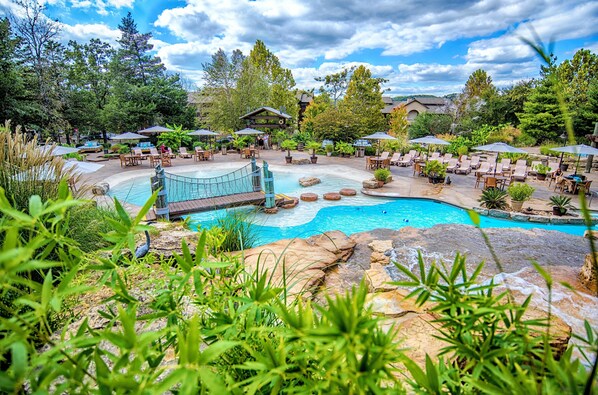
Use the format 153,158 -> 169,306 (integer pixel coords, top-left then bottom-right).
580,253 -> 597,293
299,176 -> 321,187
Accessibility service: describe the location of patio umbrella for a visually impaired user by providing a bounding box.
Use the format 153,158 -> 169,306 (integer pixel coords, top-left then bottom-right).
38,145 -> 81,156
473,142 -> 527,175
63,160 -> 104,175
110,132 -> 149,140
13,160 -> 103,182
550,144 -> 598,175
137,125 -> 173,135
189,129 -> 219,149
235,128 -> 264,135
409,135 -> 450,160
363,131 -> 396,157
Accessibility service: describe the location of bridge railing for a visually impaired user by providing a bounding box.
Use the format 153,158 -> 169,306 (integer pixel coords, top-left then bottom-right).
163,161 -> 262,203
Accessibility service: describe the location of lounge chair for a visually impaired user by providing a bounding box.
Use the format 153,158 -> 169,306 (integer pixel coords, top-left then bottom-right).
442,153 -> 453,164
398,154 -> 412,167
149,147 -> 161,159
475,162 -> 491,175
389,152 -> 401,166
512,164 -> 527,181
446,158 -> 459,173
429,152 -> 441,161
493,163 -> 503,175
167,148 -> 176,158
78,141 -> 102,153
455,159 -> 471,175
470,156 -> 481,169
515,159 -> 527,168
132,148 -> 147,159
379,152 -> 390,160
500,158 -> 511,171
179,147 -> 193,158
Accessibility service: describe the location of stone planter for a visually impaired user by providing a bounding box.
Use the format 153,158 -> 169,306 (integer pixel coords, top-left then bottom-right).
511,200 -> 524,212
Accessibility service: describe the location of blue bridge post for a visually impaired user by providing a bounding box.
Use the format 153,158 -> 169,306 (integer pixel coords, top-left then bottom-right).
151,164 -> 170,220
251,157 -> 261,192
263,161 -> 277,213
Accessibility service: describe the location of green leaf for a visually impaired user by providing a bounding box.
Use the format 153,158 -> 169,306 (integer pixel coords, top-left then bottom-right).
28,195 -> 43,217
468,209 -> 481,227
532,261 -> 553,289
198,341 -> 239,365
11,342 -> 28,379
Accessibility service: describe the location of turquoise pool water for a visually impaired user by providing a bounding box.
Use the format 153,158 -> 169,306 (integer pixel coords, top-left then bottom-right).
189,198 -> 590,246
109,170 -> 591,246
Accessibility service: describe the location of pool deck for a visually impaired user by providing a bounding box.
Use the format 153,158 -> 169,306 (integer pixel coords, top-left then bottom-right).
81,148 -> 598,217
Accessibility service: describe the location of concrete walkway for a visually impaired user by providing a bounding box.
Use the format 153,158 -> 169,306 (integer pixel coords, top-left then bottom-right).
80,149 -> 597,214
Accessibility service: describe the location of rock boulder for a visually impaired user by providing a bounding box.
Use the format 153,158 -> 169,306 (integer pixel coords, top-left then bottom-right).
299,176 -> 321,187
580,253 -> 597,293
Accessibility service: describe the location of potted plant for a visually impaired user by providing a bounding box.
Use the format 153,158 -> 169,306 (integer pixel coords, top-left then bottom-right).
479,188 -> 508,210
306,141 -> 321,164
281,139 -> 297,164
424,160 -> 447,184
325,144 -> 334,157
549,195 -> 573,216
507,182 -> 535,212
374,168 -> 391,187
336,142 -> 355,158
534,164 -> 551,181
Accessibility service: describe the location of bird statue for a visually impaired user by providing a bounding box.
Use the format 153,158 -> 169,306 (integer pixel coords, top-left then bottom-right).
134,230 -> 151,259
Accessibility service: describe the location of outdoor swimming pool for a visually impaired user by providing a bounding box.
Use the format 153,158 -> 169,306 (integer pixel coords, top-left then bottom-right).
108,167 -> 592,246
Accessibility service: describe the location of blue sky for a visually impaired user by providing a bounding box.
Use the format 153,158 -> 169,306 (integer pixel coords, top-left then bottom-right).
2,0 -> 598,96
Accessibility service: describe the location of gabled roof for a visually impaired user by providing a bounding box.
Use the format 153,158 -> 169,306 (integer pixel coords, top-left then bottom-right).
409,97 -> 449,106
382,96 -> 394,104
239,106 -> 292,120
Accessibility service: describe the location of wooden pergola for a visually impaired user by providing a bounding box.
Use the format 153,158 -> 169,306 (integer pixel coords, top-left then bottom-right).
239,107 -> 292,130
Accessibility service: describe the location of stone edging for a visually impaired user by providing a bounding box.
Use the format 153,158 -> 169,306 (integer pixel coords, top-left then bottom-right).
472,207 -> 597,225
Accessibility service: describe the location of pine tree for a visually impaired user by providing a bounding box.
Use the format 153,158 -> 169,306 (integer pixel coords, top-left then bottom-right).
518,79 -> 564,143
341,65 -> 386,135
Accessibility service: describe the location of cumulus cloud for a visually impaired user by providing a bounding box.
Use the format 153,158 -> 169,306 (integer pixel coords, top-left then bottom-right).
60,22 -> 120,44
70,0 -> 134,16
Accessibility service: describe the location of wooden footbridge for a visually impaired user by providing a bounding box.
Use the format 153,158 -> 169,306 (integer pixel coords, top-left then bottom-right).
147,159 -> 282,220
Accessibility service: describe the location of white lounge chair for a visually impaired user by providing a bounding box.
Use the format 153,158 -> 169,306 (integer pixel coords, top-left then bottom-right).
442,153 -> 453,164
470,156 -> 481,169
446,158 -> 459,173
390,152 -> 401,166
475,162 -> 491,175
398,154 -> 413,167
500,158 -> 511,171
512,164 -> 527,181
455,159 -> 471,175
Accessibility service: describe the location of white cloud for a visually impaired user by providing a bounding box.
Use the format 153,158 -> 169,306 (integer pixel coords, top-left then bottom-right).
69,0 -> 134,16
60,22 -> 120,44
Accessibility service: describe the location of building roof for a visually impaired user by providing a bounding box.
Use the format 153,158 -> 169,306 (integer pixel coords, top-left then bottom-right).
409,97 -> 449,106
382,96 -> 394,104
239,106 -> 292,120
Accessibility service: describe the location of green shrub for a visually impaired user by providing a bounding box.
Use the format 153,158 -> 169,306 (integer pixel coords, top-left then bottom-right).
374,168 -> 391,182
534,163 -> 551,175
514,132 -> 537,147
508,182 -> 535,202
66,203 -> 120,252
336,141 -> 355,155
281,139 -> 298,156
479,187 -> 508,209
549,195 -> 573,214
540,143 -> 562,157
424,159 -> 447,178
212,209 -> 259,252
305,141 -> 321,156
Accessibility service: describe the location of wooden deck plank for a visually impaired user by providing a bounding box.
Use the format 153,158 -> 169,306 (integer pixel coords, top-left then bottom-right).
146,192 -> 280,221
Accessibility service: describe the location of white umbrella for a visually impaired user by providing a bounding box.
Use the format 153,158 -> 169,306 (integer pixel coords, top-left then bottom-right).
137,125 -> 173,135
236,128 -> 264,135
188,129 -> 219,136
473,142 -> 527,175
409,135 -> 450,161
363,131 -> 396,157
110,132 -> 149,140
38,145 -> 81,156
63,160 -> 104,175
551,144 -> 598,175
409,135 -> 450,146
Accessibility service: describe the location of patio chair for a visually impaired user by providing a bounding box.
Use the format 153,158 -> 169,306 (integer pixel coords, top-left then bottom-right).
408,149 -> 418,158
389,152 -> 401,166
119,154 -> 127,168
194,147 -> 204,162
398,154 -> 413,167
204,150 -> 213,160
484,176 -> 498,190
470,156 -> 481,169
500,158 -> 511,171
179,147 -> 193,158
512,164 -> 527,181
442,153 -> 453,164
493,163 -> 504,175
455,159 -> 471,175
474,172 -> 484,188
167,148 -> 176,158
446,158 -> 459,173
161,154 -> 172,167
149,147 -> 161,159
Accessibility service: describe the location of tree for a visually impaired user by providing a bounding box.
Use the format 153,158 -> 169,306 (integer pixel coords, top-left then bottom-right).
517,79 -> 564,143
311,106 -> 359,142
388,106 -> 409,144
10,0 -> 65,135
315,66 -> 356,106
301,93 -> 331,135
115,12 -> 164,84
409,113 -> 453,139
340,65 -> 386,135
65,39 -> 115,142
463,69 -> 496,99
455,69 -> 497,130
0,18 -> 28,125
